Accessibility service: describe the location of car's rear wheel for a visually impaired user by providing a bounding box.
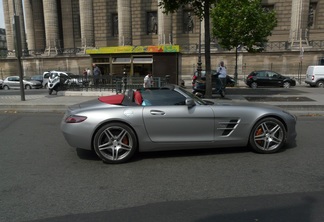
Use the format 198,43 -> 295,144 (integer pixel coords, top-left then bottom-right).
3,85 -> 9,90
283,82 -> 291,88
93,122 -> 137,164
249,117 -> 286,154
251,82 -> 258,89
316,80 -> 324,88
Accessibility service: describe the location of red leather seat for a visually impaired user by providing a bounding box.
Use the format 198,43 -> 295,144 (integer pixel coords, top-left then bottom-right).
134,91 -> 143,105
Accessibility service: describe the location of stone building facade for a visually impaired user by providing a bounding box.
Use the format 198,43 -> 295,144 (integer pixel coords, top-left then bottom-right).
0,0 -> 324,85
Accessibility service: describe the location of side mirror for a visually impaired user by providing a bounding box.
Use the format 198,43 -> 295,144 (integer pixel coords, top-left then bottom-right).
186,99 -> 195,108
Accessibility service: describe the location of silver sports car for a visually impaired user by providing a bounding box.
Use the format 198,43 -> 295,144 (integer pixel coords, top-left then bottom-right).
61,85 -> 297,164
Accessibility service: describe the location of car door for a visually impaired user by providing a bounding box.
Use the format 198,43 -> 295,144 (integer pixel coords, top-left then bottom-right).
256,71 -> 269,86
268,71 -> 282,87
9,77 -> 20,89
143,105 -> 214,143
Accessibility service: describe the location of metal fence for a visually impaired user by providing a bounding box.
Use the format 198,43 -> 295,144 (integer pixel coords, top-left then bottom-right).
65,76 -> 168,93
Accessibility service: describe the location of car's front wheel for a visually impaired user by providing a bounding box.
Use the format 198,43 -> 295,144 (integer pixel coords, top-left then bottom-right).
3,85 -> 9,90
283,82 -> 291,88
25,85 -> 32,89
249,117 -> 286,154
93,122 -> 137,164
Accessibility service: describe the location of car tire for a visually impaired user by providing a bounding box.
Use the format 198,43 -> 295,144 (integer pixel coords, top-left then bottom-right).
316,81 -> 324,88
251,82 -> 258,89
283,82 -> 291,88
25,85 -> 32,90
93,122 -> 138,164
249,117 -> 286,154
3,85 -> 9,90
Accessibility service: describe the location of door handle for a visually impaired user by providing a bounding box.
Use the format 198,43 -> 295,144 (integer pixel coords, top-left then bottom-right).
150,110 -> 165,115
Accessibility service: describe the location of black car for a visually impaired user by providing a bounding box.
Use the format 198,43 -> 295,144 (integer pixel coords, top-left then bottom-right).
246,70 -> 296,89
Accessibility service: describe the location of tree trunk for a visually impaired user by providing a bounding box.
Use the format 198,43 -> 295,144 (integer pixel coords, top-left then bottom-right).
204,0 -> 212,98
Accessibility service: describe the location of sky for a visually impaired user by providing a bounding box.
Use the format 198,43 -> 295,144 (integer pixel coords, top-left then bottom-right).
0,0 -> 5,29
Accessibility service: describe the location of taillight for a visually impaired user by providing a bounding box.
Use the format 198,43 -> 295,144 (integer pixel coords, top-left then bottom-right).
65,115 -> 87,123
312,75 -> 314,80
247,75 -> 254,79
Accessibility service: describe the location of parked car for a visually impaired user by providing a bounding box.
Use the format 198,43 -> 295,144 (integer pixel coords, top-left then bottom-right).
0,79 -> 3,89
61,85 -> 297,164
30,75 -> 44,85
42,71 -> 50,88
2,76 -> 42,90
192,70 -> 236,87
305,65 -> 324,87
245,70 -> 296,89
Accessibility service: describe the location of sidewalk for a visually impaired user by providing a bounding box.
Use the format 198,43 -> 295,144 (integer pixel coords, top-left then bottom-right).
0,85 -> 324,114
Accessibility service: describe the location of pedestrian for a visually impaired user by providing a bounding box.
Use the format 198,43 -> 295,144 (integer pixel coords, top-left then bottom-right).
83,68 -> 87,80
86,68 -> 91,76
217,61 -> 227,90
143,73 -> 154,88
92,63 -> 101,86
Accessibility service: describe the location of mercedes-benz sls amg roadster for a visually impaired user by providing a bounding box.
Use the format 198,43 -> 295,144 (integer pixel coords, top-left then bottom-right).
61,85 -> 297,164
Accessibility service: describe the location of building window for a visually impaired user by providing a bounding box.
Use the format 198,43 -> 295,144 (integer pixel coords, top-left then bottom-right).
133,57 -> 153,64
261,4 -> 275,12
112,13 -> 118,37
308,3 -> 317,28
147,11 -> 158,35
112,57 -> 131,64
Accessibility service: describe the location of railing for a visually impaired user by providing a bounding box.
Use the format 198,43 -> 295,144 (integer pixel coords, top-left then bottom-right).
65,76 -> 168,93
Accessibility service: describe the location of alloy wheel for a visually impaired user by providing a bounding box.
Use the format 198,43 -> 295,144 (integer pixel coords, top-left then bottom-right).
94,123 -> 137,163
249,117 -> 286,153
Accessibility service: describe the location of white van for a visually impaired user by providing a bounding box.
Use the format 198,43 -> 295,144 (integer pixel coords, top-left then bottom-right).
305,65 -> 324,87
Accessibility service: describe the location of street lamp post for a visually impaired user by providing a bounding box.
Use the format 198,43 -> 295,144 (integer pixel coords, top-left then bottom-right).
122,67 -> 127,94
197,19 -> 202,79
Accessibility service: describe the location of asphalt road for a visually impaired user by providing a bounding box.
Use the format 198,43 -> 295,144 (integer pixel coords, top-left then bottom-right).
0,113 -> 324,222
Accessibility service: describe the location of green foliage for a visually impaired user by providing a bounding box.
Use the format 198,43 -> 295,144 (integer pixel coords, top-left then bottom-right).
211,0 -> 277,52
158,0 -> 217,20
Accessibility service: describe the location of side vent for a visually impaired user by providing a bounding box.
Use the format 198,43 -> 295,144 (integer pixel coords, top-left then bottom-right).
217,119 -> 240,136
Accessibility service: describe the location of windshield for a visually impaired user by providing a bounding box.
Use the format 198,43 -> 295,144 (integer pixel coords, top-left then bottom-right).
177,87 -> 210,105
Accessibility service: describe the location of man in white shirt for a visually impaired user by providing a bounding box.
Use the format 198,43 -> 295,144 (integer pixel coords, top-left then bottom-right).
143,73 -> 154,88
217,61 -> 227,89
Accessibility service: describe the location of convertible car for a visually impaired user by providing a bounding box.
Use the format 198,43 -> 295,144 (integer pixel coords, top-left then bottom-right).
61,85 -> 297,164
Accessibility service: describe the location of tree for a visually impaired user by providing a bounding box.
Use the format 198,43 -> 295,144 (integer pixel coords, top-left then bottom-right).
158,0 -> 217,98
211,0 -> 277,83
